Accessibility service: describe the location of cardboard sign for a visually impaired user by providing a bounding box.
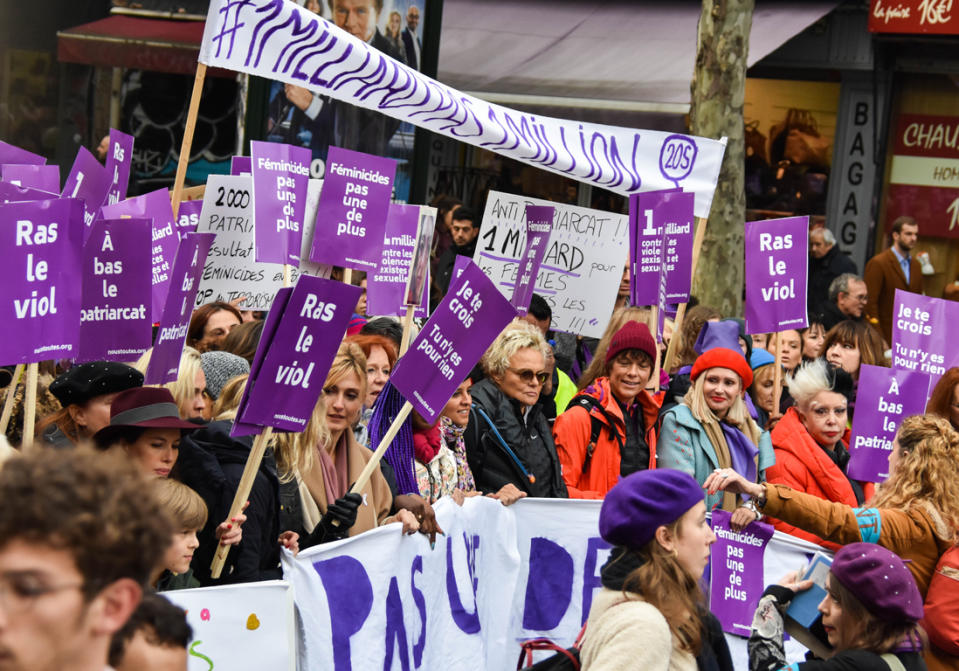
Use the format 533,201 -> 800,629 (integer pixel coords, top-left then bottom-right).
145,233 -> 215,384
0,181 -> 57,203
231,155 -> 252,175
511,205 -> 553,315
61,146 -> 112,238
102,129 -> 134,206
1,164 -> 60,193
309,146 -> 396,272
176,199 -> 203,238
630,188 -> 679,306
367,204 -> 429,318
250,140 -> 310,265
391,260 -> 516,423
0,198 -> 84,364
77,218 -> 152,363
0,140 -> 45,166
233,275 -> 360,434
891,290 -> 959,389
475,191 -> 628,338
744,216 -> 809,334
710,510 -> 774,637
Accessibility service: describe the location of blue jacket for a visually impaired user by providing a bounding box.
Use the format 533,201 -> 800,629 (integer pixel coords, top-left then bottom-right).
657,404 -> 775,511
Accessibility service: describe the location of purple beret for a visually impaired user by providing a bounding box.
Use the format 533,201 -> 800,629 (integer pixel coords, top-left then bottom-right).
831,542 -> 923,624
599,469 -> 704,550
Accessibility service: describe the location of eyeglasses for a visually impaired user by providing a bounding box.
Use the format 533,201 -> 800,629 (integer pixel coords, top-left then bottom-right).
508,368 -> 549,386
0,573 -> 84,615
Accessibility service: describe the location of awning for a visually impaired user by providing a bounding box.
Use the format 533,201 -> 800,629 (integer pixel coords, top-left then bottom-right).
438,0 -> 840,114
57,15 -> 218,76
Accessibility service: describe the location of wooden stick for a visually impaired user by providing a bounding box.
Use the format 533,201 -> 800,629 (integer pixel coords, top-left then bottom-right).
663,302 -> 687,374
21,363 -> 38,452
0,364 -> 25,437
210,425 -> 273,579
170,63 -> 207,218
771,332 -> 784,414
662,216 -> 707,374
343,268 -> 353,286
283,264 -> 292,288
399,305 -> 416,356
350,401 -> 413,496
651,305 -> 662,393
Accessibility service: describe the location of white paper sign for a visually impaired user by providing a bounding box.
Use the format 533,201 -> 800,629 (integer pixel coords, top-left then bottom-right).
474,191 -> 629,338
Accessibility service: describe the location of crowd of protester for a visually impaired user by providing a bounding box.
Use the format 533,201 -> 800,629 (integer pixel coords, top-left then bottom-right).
2,210 -> 959,671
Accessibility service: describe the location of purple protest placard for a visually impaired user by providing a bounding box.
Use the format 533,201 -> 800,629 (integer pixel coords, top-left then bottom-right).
744,216 -> 809,335
2,164 -> 60,193
511,205 -> 554,315
391,260 -> 517,423
145,233 -> 215,384
0,198 -> 84,364
231,156 -> 252,175
847,365 -> 931,482
404,206 -> 436,308
250,140 -> 310,265
0,140 -> 45,166
0,181 -> 57,203
78,219 -> 152,362
176,199 -> 202,238
629,189 -> 679,306
710,510 -> 774,637
310,146 -> 396,272
891,290 -> 959,389
661,191 -> 694,303
102,129 -> 134,206
61,146 -> 112,237
233,276 -> 361,433
451,254 -> 472,286
367,204 -> 429,318
101,189 -> 179,322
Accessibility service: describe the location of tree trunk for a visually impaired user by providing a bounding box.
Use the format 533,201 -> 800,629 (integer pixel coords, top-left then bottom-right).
689,0 -> 754,316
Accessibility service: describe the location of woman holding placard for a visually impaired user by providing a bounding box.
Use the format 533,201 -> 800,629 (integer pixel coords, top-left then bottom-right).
926,367 -> 959,431
657,321 -> 775,514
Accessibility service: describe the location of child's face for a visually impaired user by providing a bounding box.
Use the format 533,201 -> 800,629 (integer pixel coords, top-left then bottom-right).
164,529 -> 200,575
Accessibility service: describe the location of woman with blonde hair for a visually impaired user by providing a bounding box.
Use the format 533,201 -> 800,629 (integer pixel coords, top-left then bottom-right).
134,346 -> 207,420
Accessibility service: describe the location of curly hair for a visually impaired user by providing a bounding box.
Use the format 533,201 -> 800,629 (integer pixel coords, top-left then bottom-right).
674,305 -> 722,370
925,367 -> 959,429
870,414 -> 959,540
0,449 -> 172,596
481,318 -> 549,379
577,307 -> 652,389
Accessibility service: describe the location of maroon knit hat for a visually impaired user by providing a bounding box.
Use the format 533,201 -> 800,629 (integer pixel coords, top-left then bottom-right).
605,320 -> 657,365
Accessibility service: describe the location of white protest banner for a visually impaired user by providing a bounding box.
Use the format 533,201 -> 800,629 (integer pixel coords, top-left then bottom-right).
283,497 -> 814,671
162,580 -> 295,671
198,0 -> 726,218
474,191 -> 627,338
195,174 -> 330,310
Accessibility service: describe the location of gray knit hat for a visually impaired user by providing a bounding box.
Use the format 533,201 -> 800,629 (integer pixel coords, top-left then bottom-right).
200,351 -> 250,401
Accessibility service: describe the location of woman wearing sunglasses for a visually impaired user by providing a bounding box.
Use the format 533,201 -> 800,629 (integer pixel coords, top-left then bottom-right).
465,319 -> 568,498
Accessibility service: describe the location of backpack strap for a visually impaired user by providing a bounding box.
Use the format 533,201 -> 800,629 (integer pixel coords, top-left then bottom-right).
569,395 -> 624,474
474,406 -> 536,486
880,653 -> 906,671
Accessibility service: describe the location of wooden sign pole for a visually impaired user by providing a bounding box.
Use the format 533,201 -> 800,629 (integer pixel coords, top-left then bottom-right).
662,215 -> 709,374
771,332 -> 784,414
399,305 -> 416,356
170,63 -> 207,219
21,363 -> 38,451
0,364 -> 25,437
651,305 -> 662,393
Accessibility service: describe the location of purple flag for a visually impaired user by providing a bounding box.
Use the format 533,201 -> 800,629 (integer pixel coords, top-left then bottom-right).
233,276 -> 361,434
511,206 -> 554,315
250,140 -> 310,266
309,146 -> 396,272
891,290 -> 959,388
176,199 -> 202,238
61,146 -> 112,237
78,219 -> 152,362
0,198 -> 84,364
145,233 -> 215,385
367,204 -> 429,318
661,191 -> 694,303
0,181 -> 57,203
391,260 -> 517,423
744,216 -> 809,334
847,365 -> 931,482
2,164 -> 60,193
709,510 -> 774,637
101,189 -> 179,322
231,156 -> 252,175
0,140 -> 45,166
629,189 -> 680,306
102,129 -> 134,206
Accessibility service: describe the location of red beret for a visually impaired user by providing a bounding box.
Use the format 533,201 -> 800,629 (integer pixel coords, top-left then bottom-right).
690,347 -> 753,388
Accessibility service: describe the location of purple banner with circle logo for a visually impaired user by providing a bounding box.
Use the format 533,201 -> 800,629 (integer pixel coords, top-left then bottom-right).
891,290 -> 959,390
102,129 -> 134,207
1,164 -> 60,193
233,275 -> 361,434
78,218 -> 153,363
309,146 -> 396,272
391,260 -> 517,424
847,364 -> 931,482
744,216 -> 809,334
0,198 -> 84,364
367,204 -> 429,318
510,205 -> 553,316
0,140 -> 45,166
709,510 -> 774,637
145,232 -> 216,385
251,140 -> 311,266
100,188 -> 179,323
61,146 -> 112,240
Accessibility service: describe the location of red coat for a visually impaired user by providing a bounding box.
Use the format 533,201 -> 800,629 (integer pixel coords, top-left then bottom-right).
552,377 -> 661,499
765,407 -> 874,550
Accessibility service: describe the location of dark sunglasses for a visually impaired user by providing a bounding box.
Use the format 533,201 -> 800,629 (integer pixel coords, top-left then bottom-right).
508,368 -> 549,385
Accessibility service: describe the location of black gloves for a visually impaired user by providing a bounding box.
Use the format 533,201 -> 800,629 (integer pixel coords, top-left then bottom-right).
306,492 -> 363,546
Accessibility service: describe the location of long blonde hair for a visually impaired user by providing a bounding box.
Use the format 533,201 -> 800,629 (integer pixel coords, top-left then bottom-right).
684,373 -> 760,444
578,307 -> 652,389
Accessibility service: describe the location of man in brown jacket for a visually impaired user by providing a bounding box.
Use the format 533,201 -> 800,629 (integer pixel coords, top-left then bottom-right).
863,215 -> 922,343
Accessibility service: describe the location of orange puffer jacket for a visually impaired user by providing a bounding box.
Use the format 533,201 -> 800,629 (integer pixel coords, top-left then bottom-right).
552,377 -> 662,499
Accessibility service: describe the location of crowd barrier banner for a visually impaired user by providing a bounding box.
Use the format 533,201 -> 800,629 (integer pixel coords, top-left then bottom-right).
250,140 -> 311,266
77,218 -> 152,363
282,497 -> 815,671
510,206 -> 553,316
197,0 -> 726,218
891,290 -> 959,389
103,129 -> 134,207
61,146 -> 111,238
744,216 -> 809,334
162,579 -> 296,671
1,164 -> 60,193
475,191 -> 627,339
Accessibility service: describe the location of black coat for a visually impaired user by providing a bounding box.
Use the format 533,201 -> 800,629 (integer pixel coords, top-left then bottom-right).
433,237 -> 478,307
177,420 -> 282,586
465,378 -> 567,498
807,245 -> 857,320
